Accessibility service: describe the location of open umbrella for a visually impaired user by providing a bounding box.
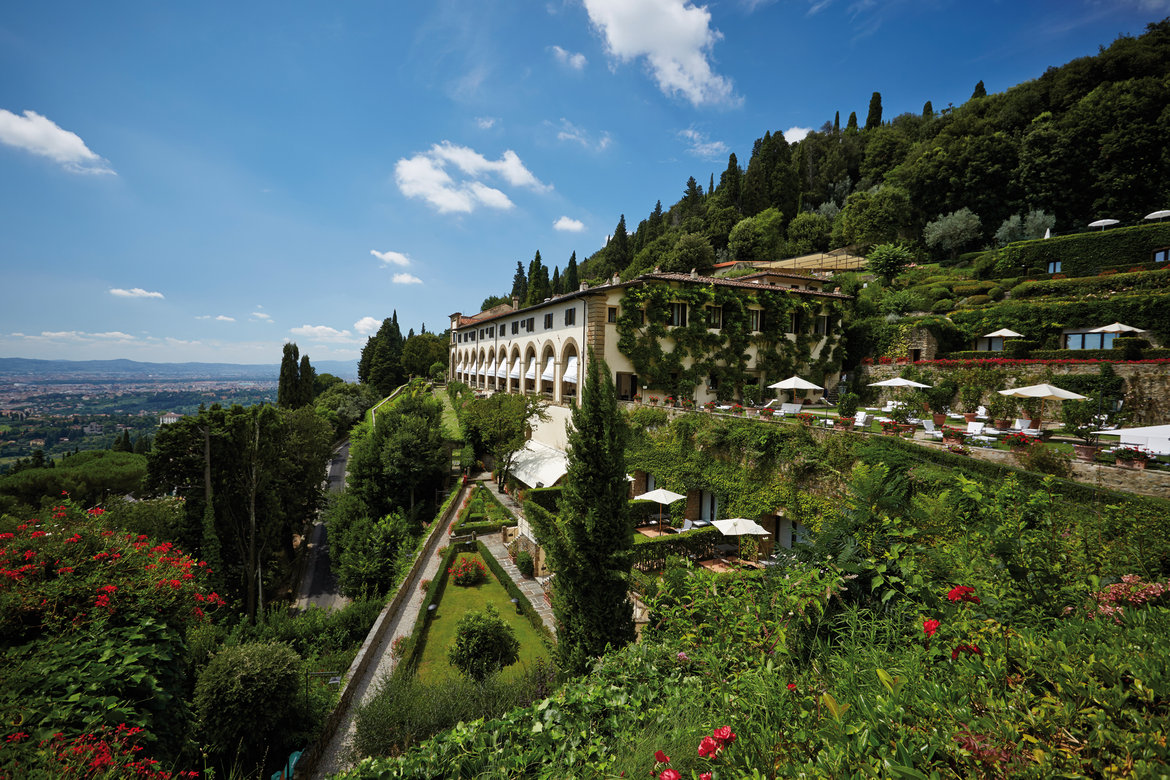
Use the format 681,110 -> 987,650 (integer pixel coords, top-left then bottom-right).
768,375 -> 823,403
1088,322 -> 1147,334
634,488 -> 686,535
1088,218 -> 1119,230
868,377 -> 932,389
713,517 -> 770,562
983,328 -> 1023,338
998,384 -> 1087,427
1144,209 -> 1170,221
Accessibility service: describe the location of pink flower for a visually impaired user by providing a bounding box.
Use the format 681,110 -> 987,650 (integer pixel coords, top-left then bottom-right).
923,618 -> 940,638
698,736 -> 720,758
654,750 -> 671,764
713,726 -> 736,746
677,651 -> 689,662
660,771 -> 680,780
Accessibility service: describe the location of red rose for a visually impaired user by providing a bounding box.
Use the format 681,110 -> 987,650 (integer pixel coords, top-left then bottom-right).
660,771 -> 680,780
787,683 -> 797,691
713,726 -> 736,745
701,775 -> 712,780
946,585 -> 980,604
654,750 -> 670,764
698,736 -> 720,758
923,618 -> 940,638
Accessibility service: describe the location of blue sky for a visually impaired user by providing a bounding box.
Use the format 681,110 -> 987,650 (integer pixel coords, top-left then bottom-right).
1,0 -> 1164,365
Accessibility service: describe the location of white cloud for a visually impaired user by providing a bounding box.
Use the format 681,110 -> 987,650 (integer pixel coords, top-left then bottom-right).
678,128 -> 728,159
110,287 -> 164,299
475,116 -> 497,129
215,315 -> 235,322
784,126 -> 812,143
554,216 -> 586,232
290,325 -> 360,343
392,273 -> 423,285
550,45 -> 587,70
354,316 -> 381,336
395,141 -> 548,214
91,331 -> 135,340
251,311 -> 272,321
553,119 -> 612,151
195,315 -> 211,320
371,249 -> 411,266
34,330 -> 135,342
0,109 -> 115,175
582,0 -> 739,107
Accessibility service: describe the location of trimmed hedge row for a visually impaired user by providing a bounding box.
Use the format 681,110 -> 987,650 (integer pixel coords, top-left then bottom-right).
937,347 -> 1170,361
525,487 -> 562,514
944,294 -> 1170,344
451,484 -> 513,535
1010,268 -> 1170,300
630,527 -> 720,572
474,540 -> 554,645
396,541 -> 467,675
992,222 -> 1170,278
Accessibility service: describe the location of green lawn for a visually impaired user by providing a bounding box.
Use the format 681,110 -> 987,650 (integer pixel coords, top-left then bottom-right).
415,553 -> 550,683
434,389 -> 463,440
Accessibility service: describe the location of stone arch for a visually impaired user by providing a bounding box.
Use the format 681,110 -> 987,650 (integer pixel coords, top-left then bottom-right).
507,345 -> 522,393
559,339 -> 580,402
539,342 -> 557,398
522,343 -> 540,394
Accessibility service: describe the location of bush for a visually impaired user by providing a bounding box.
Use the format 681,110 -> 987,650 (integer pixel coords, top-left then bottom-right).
987,285 -> 1004,301
193,642 -> 302,773
447,604 -> 520,681
963,294 -> 992,306
515,550 -> 535,578
1013,443 -> 1073,478
932,298 -> 955,313
993,221 -> 1170,277
835,392 -> 860,419
449,555 -> 486,586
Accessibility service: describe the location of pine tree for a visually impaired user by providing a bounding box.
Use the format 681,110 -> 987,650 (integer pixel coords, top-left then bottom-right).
528,350 -> 633,675
564,251 -> 579,292
971,80 -> 987,99
865,91 -> 883,129
278,343 -> 300,407
511,260 -> 528,303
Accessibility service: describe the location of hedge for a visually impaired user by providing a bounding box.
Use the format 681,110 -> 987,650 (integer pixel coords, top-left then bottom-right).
992,222 -> 1170,278
1009,268 -> 1170,300
943,294 -> 1170,345
452,484 -> 513,535
526,487 -> 562,514
474,540 -> 554,645
937,347 -> 1170,361
630,527 -> 720,571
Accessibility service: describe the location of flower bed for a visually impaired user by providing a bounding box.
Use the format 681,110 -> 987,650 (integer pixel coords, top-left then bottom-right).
449,555 -> 487,586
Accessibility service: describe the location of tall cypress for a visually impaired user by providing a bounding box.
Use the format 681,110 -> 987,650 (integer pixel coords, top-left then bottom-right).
846,111 -> 858,131
278,343 -> 300,407
551,266 -> 562,296
528,350 -> 633,675
865,91 -> 883,129
511,260 -> 528,303
564,251 -> 579,292
297,354 -> 315,407
971,80 -> 987,99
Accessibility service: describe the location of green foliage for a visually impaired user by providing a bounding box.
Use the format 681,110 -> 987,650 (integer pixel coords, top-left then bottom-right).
193,641 -> 302,773
1010,267 -> 1170,299
660,232 -> 716,274
337,510 -> 415,597
923,207 -> 983,259
786,211 -> 831,255
835,391 -> 859,419
458,394 -> 549,488
448,603 -> 520,681
0,449 -> 147,512
995,222 -> 1170,277
515,550 -> 535,578
839,187 -> 911,247
865,242 -> 914,283
727,208 -> 785,263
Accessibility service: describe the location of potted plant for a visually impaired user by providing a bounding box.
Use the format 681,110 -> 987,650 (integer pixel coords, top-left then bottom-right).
703,400 -> 717,413
1002,431 -> 1036,450
797,412 -> 817,426
681,398 -> 695,410
879,419 -> 899,435
648,395 -> 659,406
988,393 -> 1016,430
834,391 -> 859,429
759,407 -> 775,420
1114,446 -> 1152,470
925,379 -> 957,426
959,386 -> 982,423
730,404 -> 744,416
1061,398 -> 1101,462
941,425 -> 964,445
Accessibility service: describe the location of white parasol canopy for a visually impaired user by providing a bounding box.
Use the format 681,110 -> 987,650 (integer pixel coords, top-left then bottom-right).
634,488 -> 687,535
712,517 -> 770,536
998,384 -> 1086,401
1143,209 -> 1170,221
868,377 -> 932,389
1088,218 -> 1119,229
984,328 -> 1023,338
1088,322 -> 1146,334
768,375 -> 823,391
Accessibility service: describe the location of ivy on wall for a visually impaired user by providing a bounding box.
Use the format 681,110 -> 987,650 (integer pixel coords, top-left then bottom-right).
993,222 -> 1170,278
615,282 -> 845,400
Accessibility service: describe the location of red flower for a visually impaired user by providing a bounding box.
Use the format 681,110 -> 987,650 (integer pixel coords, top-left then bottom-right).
87,507 -> 105,516
947,585 -> 980,604
654,750 -> 671,764
952,643 -> 982,660
30,530 -> 46,539
787,683 -> 797,691
923,618 -> 940,638
713,726 -> 736,746
660,771 -> 680,780
701,774 -> 712,780
698,736 -> 720,758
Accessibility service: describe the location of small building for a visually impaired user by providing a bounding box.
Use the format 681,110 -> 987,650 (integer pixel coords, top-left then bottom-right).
83,422 -> 104,435
159,412 -> 183,425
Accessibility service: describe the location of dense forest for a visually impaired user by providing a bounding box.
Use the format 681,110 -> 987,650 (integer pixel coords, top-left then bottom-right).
489,20 -> 1170,299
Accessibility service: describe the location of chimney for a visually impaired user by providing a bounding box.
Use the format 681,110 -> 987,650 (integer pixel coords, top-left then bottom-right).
512,296 -> 519,310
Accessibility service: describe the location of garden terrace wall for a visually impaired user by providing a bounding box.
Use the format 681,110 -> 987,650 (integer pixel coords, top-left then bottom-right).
292,483 -> 463,780
992,222 -> 1170,277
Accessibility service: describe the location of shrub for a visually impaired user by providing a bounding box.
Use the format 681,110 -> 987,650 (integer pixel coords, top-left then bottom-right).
515,550 -> 535,578
448,555 -> 486,586
835,392 -> 859,419
193,641 -> 302,773
987,285 -> 1004,301
1013,443 -> 1072,478
963,294 -> 992,306
932,298 -> 954,313
447,604 -> 520,681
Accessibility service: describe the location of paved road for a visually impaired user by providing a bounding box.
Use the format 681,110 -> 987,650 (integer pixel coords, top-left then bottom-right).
295,441 -> 350,612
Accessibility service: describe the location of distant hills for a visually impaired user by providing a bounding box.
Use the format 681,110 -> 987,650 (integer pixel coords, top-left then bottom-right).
0,357 -> 358,382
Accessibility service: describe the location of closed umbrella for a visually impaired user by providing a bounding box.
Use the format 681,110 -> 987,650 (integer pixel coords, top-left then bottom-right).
634,488 -> 686,535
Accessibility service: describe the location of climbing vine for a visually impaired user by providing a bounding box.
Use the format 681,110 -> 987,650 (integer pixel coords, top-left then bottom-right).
616,282 -> 846,401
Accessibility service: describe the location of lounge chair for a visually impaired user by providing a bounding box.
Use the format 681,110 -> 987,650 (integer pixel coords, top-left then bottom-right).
922,420 -> 944,440
965,421 -> 997,446
779,402 -> 803,417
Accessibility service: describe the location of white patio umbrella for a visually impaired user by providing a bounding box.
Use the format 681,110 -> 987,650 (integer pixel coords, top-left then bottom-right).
1088,218 -> 1119,229
983,328 -> 1023,338
998,383 -> 1087,427
768,375 -> 824,403
634,488 -> 686,535
1088,322 -> 1147,334
868,377 -> 932,389
1143,209 -> 1170,221
713,517 -> 771,562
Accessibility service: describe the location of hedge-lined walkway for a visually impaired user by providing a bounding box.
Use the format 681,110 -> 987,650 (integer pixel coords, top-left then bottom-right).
474,475 -> 557,635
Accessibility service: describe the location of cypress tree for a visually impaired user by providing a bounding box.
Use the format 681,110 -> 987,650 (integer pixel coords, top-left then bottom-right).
564,251 -> 579,291
833,111 -> 840,133
865,91 -> 883,129
511,260 -> 528,303
529,350 -> 633,675
525,251 -> 550,306
551,266 -> 562,296
923,100 -> 934,118
971,80 -> 987,99
278,343 -> 300,407
297,354 -> 315,407
846,111 -> 858,131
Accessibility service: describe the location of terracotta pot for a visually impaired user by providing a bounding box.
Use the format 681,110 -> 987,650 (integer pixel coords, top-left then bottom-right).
963,413 -> 978,423
943,435 -> 963,446
1115,458 -> 1148,470
995,418 -> 1012,430
1072,444 -> 1099,463
834,418 -> 854,430
932,413 -> 947,426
